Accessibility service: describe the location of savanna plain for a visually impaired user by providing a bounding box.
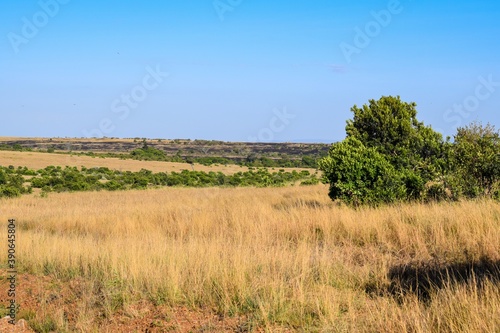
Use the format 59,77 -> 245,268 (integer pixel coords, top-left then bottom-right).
0,138 -> 499,333
1,183 -> 499,332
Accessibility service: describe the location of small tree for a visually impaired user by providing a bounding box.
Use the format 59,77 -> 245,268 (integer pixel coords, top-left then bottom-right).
451,122 -> 500,198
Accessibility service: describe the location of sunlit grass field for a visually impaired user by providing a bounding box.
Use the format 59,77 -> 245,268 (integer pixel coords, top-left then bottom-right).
1,184 -> 499,332
0,150 -> 312,176
0,150 -> 247,175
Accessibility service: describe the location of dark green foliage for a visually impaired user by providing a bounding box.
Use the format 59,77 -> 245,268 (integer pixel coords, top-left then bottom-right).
0,171 -> 6,185
401,170 -> 425,201
345,96 -> 446,183
0,167 -> 32,198
0,143 -> 32,152
130,146 -> 167,161
0,186 -> 21,198
318,137 -> 406,206
195,157 -> 232,166
450,122 -> 500,198
301,156 -> 317,168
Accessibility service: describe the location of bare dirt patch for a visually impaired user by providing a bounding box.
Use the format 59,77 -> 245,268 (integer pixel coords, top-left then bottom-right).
0,270 -> 266,332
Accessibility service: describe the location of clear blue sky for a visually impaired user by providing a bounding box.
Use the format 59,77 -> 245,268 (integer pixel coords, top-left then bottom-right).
1,0 -> 499,143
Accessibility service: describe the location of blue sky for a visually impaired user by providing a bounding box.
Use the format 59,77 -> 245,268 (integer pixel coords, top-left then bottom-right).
1,0 -> 499,143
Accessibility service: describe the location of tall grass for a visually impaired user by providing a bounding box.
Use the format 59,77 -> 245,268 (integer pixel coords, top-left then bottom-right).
1,185 -> 499,332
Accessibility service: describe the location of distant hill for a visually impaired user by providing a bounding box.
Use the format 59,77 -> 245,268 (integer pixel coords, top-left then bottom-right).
0,137 -> 331,167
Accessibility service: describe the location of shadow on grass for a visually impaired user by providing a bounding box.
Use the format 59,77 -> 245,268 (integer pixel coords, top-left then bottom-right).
386,257 -> 500,302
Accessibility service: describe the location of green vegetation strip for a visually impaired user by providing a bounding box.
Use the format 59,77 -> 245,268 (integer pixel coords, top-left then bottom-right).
0,165 -> 319,198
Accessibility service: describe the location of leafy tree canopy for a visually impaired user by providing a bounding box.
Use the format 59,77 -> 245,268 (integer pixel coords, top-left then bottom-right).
345,96 -> 445,180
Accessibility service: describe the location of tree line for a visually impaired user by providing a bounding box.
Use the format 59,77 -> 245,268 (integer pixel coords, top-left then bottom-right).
0,165 -> 318,198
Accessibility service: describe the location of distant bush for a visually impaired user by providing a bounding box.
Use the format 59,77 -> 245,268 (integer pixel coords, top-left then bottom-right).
0,167 -> 31,198
0,144 -> 31,152
130,145 -> 167,161
0,186 -> 21,198
300,177 -> 319,186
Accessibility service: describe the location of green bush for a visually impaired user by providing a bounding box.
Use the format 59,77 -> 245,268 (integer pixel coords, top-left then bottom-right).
300,177 -> 319,186
0,186 -> 21,198
451,122 -> 500,199
318,137 -> 406,206
130,146 -> 167,161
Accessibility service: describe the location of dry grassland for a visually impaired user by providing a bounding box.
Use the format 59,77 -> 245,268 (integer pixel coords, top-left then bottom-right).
0,185 -> 499,332
0,150 -> 255,174
0,137 -> 137,144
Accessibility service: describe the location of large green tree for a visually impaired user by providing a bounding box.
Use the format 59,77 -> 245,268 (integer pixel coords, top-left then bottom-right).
320,96 -> 449,205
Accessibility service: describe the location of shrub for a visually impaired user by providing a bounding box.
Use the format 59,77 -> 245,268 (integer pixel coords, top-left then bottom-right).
451,122 -> 500,198
0,186 -> 21,198
300,177 -> 319,186
318,137 -> 406,206
130,146 -> 167,161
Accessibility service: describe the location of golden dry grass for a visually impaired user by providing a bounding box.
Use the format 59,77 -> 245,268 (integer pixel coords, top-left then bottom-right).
0,150 -> 258,175
1,185 -> 499,332
0,150 -> 311,175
